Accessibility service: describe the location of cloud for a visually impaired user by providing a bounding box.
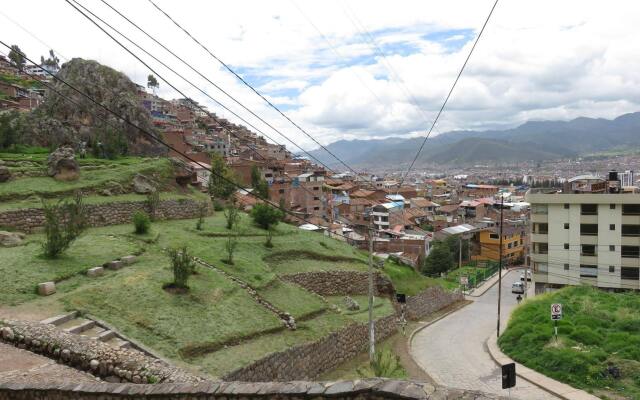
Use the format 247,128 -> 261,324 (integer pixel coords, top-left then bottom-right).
1,0 -> 639,152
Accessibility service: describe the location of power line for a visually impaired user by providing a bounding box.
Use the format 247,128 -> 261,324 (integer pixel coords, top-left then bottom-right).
95,0 -> 336,173
69,0 -> 335,174
145,0 -> 366,179
397,0 -> 499,188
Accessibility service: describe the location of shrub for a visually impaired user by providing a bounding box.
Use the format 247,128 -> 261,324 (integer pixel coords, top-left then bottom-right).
132,210 -> 151,234
224,202 -> 240,230
195,201 -> 207,231
167,246 -> 195,290
356,349 -> 403,378
213,200 -> 224,212
225,234 -> 238,265
41,192 -> 87,258
146,190 -> 160,220
250,203 -> 284,230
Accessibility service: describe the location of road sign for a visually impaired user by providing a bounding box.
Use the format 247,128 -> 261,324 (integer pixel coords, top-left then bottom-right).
460,276 -> 469,286
501,363 -> 516,389
550,303 -> 563,320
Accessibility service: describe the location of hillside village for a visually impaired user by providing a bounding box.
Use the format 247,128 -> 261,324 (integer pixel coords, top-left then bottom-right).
1,6 -> 640,399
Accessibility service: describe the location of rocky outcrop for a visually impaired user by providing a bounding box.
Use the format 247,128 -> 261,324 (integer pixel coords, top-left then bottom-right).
343,296 -> 360,311
0,320 -> 204,384
46,146 -> 79,181
0,166 -> 10,182
0,231 -> 24,247
132,173 -> 156,194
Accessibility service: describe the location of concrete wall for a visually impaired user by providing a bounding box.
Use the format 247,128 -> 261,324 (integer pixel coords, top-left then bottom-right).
0,379 -> 504,400
0,198 -> 207,233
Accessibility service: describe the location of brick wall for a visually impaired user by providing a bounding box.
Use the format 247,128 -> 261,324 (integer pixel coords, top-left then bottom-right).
0,198 -> 208,232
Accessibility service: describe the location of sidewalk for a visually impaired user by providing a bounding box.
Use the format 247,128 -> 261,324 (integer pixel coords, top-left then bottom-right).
486,333 -> 600,400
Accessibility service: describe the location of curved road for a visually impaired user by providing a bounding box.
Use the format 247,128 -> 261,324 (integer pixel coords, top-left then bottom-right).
411,270 -> 558,399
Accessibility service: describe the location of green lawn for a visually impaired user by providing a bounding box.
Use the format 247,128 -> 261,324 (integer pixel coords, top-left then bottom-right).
382,260 -> 444,295
0,229 -> 139,305
500,286 -> 640,399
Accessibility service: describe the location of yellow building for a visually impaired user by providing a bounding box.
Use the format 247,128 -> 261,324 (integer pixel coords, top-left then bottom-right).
472,226 -> 525,265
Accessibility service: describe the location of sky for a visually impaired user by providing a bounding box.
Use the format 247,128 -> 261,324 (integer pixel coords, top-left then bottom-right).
1,0 -> 640,151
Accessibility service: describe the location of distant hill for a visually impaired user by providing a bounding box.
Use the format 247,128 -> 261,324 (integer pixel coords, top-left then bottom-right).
305,112 -> 640,168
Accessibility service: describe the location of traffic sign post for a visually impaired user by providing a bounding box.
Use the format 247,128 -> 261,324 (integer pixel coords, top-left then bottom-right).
502,362 -> 516,389
550,303 -> 563,342
460,276 -> 469,294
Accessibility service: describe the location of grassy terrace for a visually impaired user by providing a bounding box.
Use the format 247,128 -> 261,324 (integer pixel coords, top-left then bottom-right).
0,157 -> 173,201
500,286 -> 640,399
0,212 -> 430,377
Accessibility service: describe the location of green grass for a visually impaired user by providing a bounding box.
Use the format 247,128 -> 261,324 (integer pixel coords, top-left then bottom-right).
382,259 -> 443,295
325,295 -> 395,323
500,286 -> 640,399
0,228 -> 139,305
0,156 -> 172,201
265,250 -> 367,275
257,279 -> 327,319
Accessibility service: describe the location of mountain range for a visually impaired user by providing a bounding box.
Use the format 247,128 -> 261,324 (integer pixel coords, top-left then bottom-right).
304,112 -> 640,168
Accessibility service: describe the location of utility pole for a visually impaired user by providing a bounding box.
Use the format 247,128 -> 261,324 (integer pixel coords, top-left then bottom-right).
368,222 -> 375,362
497,194 -> 504,338
458,236 -> 463,269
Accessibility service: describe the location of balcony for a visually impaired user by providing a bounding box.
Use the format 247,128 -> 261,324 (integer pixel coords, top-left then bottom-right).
530,214 -> 548,223
530,233 -> 548,243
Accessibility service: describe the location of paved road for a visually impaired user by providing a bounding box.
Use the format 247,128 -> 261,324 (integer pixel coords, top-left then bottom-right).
411,270 -> 558,399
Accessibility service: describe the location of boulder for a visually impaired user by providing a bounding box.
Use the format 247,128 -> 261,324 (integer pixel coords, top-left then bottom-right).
0,165 -> 11,182
132,173 -> 156,194
343,296 -> 360,311
86,267 -> 105,277
0,231 -> 25,247
37,281 -> 56,296
120,255 -> 137,265
47,146 -> 79,181
105,260 -> 123,270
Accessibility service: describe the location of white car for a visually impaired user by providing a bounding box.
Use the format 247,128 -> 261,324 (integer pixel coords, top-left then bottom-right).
520,270 -> 532,282
512,281 -> 525,294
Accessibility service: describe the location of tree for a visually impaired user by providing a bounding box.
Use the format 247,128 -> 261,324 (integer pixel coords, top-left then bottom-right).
40,50 -> 60,72
250,203 -> 284,230
0,111 -> 24,150
422,241 -> 453,276
224,233 -> 238,265
250,165 -> 269,199
443,235 -> 469,266
147,74 -> 159,93
167,246 -> 195,290
195,201 -> 207,230
132,210 -> 151,234
41,192 -> 88,258
8,45 -> 25,71
224,200 -> 240,230
207,152 -> 236,199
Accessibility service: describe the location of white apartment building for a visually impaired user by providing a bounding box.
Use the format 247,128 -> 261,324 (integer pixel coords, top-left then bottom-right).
527,189 -> 640,292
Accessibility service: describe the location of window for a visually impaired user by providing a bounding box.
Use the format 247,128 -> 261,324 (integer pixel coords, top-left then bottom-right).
564,243 -> 569,250
564,223 -> 570,229
609,266 -> 615,273
621,267 -> 640,280
610,204 -> 616,210
580,224 -> 598,236
581,244 -> 596,256
313,187 -> 320,191
579,264 -> 598,278
564,264 -> 570,270
313,206 -> 320,211
564,203 -> 570,209
532,204 -> 548,214
610,245 -> 616,252
535,262 -> 548,272
622,225 -> 640,237
520,239 -> 523,245
278,189 -> 285,194
621,246 -> 640,258
534,223 -> 548,234
313,196 -> 320,201
581,204 -> 598,215
622,204 -> 640,215
508,243 -> 513,249
610,224 -> 616,231
534,242 -> 548,254
490,233 -> 499,239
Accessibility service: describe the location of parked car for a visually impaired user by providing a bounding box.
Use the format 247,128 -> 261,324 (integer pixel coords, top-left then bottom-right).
512,281 -> 524,294
520,270 -> 532,281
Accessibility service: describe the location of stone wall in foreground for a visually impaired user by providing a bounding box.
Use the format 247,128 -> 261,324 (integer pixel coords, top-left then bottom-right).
0,198 -> 207,232
0,379 -> 505,399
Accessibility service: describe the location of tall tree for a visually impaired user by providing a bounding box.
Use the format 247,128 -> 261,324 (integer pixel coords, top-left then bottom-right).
8,44 -> 25,71
207,152 -> 236,199
147,74 -> 159,93
422,241 -> 453,276
40,49 -> 60,71
250,164 -> 269,199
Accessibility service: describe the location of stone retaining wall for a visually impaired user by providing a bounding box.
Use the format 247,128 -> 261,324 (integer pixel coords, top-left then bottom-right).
0,320 -> 203,384
0,198 -> 207,232
223,314 -> 398,382
0,379 -> 504,399
405,286 -> 464,321
280,270 -> 395,297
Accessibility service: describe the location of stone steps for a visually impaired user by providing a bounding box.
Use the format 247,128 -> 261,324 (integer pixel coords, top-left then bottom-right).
105,336 -> 131,349
93,329 -> 116,342
63,319 -> 96,335
40,311 -> 79,326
